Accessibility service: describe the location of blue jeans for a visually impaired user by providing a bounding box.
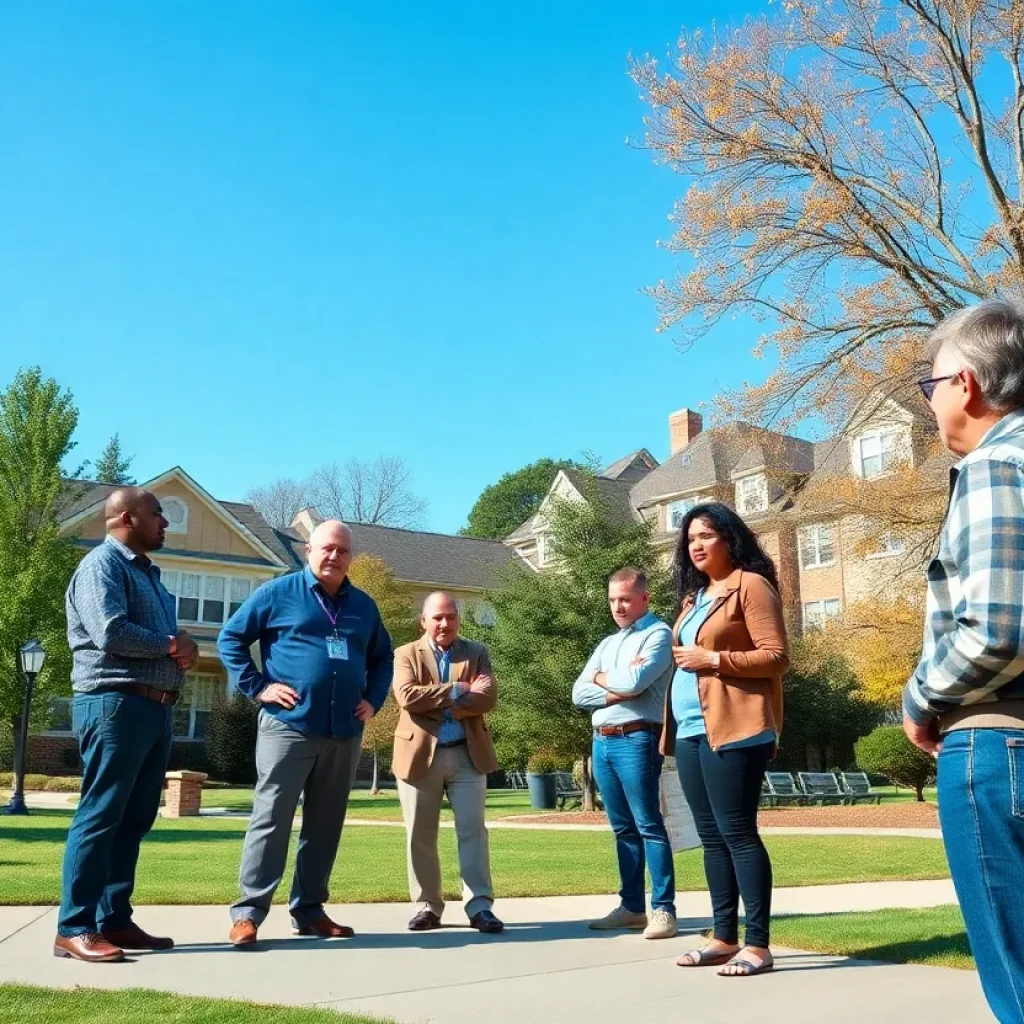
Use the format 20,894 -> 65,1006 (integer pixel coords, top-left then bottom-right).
591,729 -> 675,915
58,691 -> 173,937
938,729 -> 1024,1023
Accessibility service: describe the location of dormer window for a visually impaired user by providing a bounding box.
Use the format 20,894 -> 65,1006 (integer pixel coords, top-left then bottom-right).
162,497 -> 188,534
667,496 -> 702,530
736,474 -> 768,515
537,533 -> 555,568
856,429 -> 902,479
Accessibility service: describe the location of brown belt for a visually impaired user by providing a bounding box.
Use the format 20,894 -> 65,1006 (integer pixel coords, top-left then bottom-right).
119,684 -> 181,706
594,721 -> 661,738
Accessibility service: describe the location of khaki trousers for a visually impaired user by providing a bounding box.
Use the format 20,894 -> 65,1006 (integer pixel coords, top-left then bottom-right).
397,743 -> 494,919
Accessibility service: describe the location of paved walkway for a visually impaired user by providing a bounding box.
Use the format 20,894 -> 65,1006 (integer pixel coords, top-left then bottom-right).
0,883 -> 987,1023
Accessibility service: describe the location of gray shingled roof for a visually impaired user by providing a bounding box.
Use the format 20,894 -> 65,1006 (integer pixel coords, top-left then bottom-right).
601,449 -> 658,484
629,424 -> 816,508
57,480 -> 118,520
277,522 -> 516,591
563,469 -> 638,525
219,501 -> 304,567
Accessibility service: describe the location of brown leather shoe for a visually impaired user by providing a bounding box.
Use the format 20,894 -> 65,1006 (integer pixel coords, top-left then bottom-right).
101,923 -> 174,951
291,913 -> 355,939
53,932 -> 125,963
229,918 -> 259,947
408,909 -> 442,931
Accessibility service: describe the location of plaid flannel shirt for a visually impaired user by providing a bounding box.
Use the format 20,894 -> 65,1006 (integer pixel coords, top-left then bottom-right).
903,409 -> 1024,725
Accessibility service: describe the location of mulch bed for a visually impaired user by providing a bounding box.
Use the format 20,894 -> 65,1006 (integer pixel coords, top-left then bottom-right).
504,802 -> 940,829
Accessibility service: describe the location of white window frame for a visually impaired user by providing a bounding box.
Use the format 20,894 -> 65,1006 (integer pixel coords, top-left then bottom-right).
798,524 -> 837,570
736,474 -> 768,515
803,599 -> 841,630
537,533 -> 555,568
162,497 -> 189,534
856,429 -> 902,479
162,571 -> 255,626
43,696 -> 74,735
173,673 -> 222,741
667,496 -> 702,530
866,531 -> 906,559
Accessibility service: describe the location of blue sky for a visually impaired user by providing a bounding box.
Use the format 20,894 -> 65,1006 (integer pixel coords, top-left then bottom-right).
0,0 -> 769,534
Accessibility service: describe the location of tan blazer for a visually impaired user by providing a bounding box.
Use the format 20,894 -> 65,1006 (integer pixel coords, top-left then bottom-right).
661,569 -> 789,754
391,635 -> 499,783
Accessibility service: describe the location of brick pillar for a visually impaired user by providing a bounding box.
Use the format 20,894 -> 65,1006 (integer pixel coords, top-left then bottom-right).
164,770 -> 208,817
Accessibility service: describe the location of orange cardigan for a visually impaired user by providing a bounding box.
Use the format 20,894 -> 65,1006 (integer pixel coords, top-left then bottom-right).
661,569 -> 789,754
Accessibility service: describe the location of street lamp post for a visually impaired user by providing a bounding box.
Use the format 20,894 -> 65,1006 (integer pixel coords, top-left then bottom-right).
4,640 -> 47,816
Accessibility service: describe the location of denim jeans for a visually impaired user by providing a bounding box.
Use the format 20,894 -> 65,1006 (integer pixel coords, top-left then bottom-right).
58,690 -> 173,937
938,729 -> 1024,1023
675,734 -> 773,948
591,729 -> 675,915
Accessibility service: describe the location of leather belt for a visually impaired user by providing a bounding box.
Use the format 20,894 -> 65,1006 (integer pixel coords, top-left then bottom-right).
436,738 -> 467,748
119,684 -> 181,706
594,721 -> 660,738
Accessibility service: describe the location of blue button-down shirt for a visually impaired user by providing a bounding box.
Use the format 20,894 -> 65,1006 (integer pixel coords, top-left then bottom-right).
66,535 -> 183,693
432,641 -> 467,745
218,567 -> 393,740
571,611 -> 673,727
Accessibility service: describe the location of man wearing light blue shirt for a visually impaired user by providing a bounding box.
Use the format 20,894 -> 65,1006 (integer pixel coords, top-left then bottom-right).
572,567 -> 677,940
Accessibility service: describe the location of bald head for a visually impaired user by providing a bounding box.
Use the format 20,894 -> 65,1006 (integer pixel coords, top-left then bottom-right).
306,519 -> 353,595
421,591 -> 460,649
104,488 -> 167,554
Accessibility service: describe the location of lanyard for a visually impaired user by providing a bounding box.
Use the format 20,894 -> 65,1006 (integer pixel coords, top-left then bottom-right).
313,589 -> 341,630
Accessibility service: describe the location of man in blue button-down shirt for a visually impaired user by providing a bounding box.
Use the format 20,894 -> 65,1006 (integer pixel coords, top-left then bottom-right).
572,566 -> 676,940
218,520 -> 393,945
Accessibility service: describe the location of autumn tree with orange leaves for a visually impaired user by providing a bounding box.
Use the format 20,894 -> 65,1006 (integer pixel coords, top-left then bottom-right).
633,0 -> 1024,694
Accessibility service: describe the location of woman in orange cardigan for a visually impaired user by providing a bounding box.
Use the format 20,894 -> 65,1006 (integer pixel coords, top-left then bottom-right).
662,502 -> 789,978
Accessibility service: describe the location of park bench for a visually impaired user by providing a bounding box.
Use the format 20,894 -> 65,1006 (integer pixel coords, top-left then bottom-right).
555,771 -> 583,810
798,772 -> 848,806
840,771 -> 883,805
764,772 -> 807,806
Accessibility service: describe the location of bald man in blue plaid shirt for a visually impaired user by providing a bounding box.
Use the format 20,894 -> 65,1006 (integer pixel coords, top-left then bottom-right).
905,299 -> 1024,1023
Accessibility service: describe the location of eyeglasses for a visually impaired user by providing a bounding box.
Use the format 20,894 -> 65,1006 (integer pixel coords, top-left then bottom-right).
917,373 -> 960,402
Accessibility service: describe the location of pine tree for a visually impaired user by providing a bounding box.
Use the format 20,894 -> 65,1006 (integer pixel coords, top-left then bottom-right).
93,433 -> 135,485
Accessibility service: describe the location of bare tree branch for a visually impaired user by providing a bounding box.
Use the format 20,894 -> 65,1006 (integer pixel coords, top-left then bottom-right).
308,455 -> 428,529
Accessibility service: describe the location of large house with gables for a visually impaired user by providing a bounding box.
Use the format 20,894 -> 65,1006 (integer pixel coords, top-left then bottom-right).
506,403 -> 950,635
30,468 -> 515,772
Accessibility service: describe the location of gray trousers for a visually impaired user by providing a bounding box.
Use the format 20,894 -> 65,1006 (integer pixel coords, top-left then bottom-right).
231,712 -> 361,926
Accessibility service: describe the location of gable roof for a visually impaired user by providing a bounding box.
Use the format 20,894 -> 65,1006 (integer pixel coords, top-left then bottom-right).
629,424 -> 815,508
57,468 -> 289,568
278,522 -> 517,591
600,449 -> 659,484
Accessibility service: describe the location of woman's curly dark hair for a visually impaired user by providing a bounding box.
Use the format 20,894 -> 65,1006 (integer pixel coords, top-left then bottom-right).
672,502 -> 780,603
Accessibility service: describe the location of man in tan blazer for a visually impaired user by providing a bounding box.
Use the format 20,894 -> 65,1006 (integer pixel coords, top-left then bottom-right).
392,591 -> 503,933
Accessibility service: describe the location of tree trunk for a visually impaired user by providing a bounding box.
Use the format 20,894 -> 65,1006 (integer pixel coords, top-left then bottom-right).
370,747 -> 380,795
915,781 -> 925,802
582,754 -> 597,812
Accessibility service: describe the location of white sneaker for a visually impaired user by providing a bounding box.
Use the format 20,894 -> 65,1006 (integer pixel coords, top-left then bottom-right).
643,908 -> 678,940
588,905 -> 648,931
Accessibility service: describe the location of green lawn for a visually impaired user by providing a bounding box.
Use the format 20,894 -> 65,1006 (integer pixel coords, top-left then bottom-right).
773,905 -> 972,970
202,787 -> 544,819
0,811 -> 950,905
2,984 -> 388,1024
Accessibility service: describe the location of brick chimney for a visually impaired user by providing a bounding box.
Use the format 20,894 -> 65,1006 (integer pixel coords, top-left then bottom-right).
668,408 -> 703,455
289,507 -> 323,540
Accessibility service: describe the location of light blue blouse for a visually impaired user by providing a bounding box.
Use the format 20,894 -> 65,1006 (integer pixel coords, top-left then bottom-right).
671,589 -> 776,750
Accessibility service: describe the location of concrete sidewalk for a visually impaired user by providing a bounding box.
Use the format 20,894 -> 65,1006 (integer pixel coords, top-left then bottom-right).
0,883 -> 986,1023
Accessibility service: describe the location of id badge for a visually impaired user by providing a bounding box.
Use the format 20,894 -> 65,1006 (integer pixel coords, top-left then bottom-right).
327,636 -> 349,660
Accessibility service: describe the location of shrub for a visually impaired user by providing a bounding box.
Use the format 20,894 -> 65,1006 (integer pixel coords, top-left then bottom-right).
167,741 -> 211,775
855,725 -> 936,801
527,751 -> 559,775
44,776 -> 81,792
0,729 -> 13,772
205,693 -> 259,785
